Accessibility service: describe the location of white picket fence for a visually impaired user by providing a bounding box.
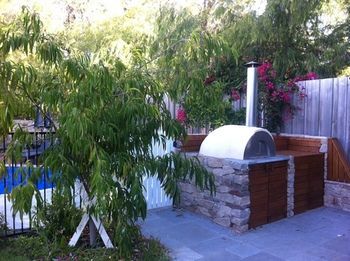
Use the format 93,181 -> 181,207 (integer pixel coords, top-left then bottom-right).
143,137 -> 174,210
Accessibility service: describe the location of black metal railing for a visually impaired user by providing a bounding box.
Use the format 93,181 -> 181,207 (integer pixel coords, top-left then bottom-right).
0,131 -> 56,237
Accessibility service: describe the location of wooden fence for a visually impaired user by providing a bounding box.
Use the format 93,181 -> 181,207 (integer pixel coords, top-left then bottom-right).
327,138 -> 350,183
283,77 -> 350,161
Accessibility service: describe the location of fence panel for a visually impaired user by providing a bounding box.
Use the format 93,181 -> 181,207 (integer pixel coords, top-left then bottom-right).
0,130 -> 174,238
319,78 -> 334,137
143,136 -> 173,210
283,77 -> 350,161
0,131 -> 56,236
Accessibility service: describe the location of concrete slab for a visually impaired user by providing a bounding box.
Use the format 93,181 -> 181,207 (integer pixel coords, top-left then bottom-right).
141,207 -> 350,260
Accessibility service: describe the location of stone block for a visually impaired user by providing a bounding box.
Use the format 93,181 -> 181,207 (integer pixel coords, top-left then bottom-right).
207,158 -> 223,168
213,217 -> 231,227
231,208 -> 250,219
233,195 -> 250,207
341,203 -> 350,212
232,224 -> 248,233
233,175 -> 249,185
216,185 -> 231,193
231,216 -> 249,226
204,194 -> 220,203
228,161 -> 249,171
180,182 -> 197,194
216,205 -> 232,218
214,176 -> 223,185
181,199 -> 193,207
212,168 -> 228,177
212,166 -> 235,177
215,193 -> 235,204
197,156 -> 206,165
222,175 -> 234,186
319,143 -> 328,153
222,165 -> 235,174
198,198 -> 215,209
229,184 -> 249,196
198,206 -> 211,217
341,197 -> 350,205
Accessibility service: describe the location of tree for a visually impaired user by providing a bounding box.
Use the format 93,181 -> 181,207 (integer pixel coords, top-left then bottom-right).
145,6 -> 239,128
219,0 -> 350,79
0,9 -> 215,257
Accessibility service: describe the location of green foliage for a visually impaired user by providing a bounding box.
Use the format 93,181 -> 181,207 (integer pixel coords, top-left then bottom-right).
219,0 -> 350,79
0,8 -> 215,257
0,212 -> 7,236
34,193 -> 83,245
0,235 -> 169,260
183,81 -> 229,128
147,6 -> 239,128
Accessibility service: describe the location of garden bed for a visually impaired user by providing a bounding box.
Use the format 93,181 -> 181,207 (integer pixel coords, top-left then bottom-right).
0,234 -> 169,261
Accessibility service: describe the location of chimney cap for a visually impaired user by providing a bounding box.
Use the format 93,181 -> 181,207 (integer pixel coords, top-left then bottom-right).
244,61 -> 261,68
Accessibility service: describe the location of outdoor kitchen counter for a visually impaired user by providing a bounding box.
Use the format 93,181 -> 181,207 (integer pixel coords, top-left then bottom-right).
180,152 -> 290,232
277,149 -> 325,215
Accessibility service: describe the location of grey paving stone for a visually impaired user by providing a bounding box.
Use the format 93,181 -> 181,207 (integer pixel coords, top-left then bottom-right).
286,253 -> 323,261
241,252 -> 283,261
226,242 -> 261,258
299,227 -> 342,245
322,234 -> 350,256
141,207 -> 350,261
153,208 -> 192,224
140,215 -> 179,231
192,236 -> 241,256
263,240 -> 316,259
171,246 -> 203,261
306,245 -> 347,260
197,250 -> 242,261
333,256 -> 350,261
157,236 -> 186,250
155,222 -> 219,246
246,233 -> 294,249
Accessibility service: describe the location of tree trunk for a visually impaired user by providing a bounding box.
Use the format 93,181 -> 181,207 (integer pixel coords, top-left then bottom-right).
89,218 -> 97,247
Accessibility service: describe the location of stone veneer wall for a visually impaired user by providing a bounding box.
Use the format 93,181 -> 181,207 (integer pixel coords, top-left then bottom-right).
324,181 -> 350,212
286,155 -> 295,217
179,153 -> 250,233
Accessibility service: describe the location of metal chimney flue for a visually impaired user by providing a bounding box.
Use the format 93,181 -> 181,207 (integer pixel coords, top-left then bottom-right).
244,61 -> 261,127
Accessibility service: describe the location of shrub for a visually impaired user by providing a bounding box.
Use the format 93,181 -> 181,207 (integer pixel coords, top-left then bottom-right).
0,212 -> 7,236
34,193 -> 83,245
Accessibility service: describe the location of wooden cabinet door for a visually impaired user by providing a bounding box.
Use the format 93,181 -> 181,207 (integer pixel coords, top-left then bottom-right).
268,163 -> 287,222
249,165 -> 268,228
249,161 -> 288,228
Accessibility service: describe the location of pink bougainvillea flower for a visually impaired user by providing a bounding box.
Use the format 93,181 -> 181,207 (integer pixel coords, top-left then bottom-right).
258,63 -> 268,77
231,89 -> 240,101
305,72 -> 318,80
281,92 -> 291,103
266,81 -> 275,91
269,69 -> 277,79
176,108 -> 187,124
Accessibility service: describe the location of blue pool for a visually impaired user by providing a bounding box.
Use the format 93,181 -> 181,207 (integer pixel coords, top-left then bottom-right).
0,166 -> 54,194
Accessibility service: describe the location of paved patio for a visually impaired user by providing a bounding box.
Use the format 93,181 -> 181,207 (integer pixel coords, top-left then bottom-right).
140,207 -> 350,260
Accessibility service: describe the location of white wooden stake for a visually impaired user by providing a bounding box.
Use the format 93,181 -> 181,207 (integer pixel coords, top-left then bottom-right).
68,213 -> 114,248
69,182 -> 114,248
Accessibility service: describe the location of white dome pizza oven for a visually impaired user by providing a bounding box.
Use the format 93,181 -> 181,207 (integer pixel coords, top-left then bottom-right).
199,125 -> 276,160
